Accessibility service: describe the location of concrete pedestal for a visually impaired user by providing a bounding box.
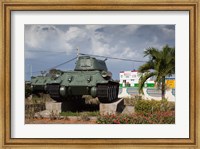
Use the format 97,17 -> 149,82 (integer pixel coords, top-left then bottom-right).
45,102 -> 62,114
99,98 -> 125,115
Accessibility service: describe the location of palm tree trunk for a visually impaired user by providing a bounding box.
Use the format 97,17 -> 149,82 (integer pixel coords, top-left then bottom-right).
161,76 -> 166,100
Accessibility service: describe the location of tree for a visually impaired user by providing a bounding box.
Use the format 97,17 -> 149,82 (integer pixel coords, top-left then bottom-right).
46,69 -> 63,77
138,45 -> 175,100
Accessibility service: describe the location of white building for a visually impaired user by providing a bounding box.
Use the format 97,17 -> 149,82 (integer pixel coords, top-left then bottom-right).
119,70 -> 155,87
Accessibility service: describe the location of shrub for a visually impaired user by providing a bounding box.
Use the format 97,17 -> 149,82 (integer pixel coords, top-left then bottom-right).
134,99 -> 175,113
25,103 -> 45,119
25,83 -> 32,98
123,97 -> 136,106
96,111 -> 175,124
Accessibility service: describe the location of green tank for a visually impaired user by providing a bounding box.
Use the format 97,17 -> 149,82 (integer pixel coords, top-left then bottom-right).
31,56 -> 119,103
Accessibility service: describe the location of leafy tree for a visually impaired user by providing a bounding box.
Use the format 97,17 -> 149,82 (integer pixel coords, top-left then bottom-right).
46,69 -> 63,77
138,45 -> 175,99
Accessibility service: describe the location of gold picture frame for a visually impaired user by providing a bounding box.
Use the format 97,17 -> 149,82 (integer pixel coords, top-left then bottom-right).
0,0 -> 199,148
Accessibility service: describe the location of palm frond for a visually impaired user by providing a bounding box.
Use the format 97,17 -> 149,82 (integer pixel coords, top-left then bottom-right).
138,72 -> 157,94
138,61 -> 155,73
144,47 -> 161,61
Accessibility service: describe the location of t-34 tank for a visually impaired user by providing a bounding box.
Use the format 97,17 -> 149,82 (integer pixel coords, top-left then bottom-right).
31,56 -> 119,103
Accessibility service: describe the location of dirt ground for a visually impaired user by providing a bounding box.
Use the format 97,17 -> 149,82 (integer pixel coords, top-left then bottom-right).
25,117 -> 97,124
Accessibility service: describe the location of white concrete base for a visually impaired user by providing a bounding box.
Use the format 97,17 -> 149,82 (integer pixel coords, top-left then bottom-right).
45,102 -> 62,114
118,87 -> 175,101
142,88 -> 175,101
118,88 -> 131,98
99,98 -> 125,115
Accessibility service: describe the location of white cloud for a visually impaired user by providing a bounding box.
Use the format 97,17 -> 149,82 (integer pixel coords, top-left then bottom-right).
65,27 -> 87,41
25,24 -> 174,63
124,25 -> 140,33
85,25 -> 104,30
25,25 -> 73,58
25,25 -> 143,60
161,26 -> 175,39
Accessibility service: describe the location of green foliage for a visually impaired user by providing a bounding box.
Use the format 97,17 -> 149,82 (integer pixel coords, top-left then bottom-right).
96,111 -> 175,124
134,99 -> 175,114
25,94 -> 50,104
49,69 -> 63,75
60,111 -> 100,117
25,103 -> 45,119
123,97 -> 137,106
25,82 -> 32,98
60,111 -> 79,116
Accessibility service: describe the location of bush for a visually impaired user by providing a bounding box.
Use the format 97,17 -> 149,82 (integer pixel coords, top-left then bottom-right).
96,111 -> 175,124
25,103 -> 45,119
25,83 -> 32,98
123,97 -> 136,106
134,99 -> 175,113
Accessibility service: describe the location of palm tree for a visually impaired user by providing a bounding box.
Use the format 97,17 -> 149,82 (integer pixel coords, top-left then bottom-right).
138,45 -> 175,100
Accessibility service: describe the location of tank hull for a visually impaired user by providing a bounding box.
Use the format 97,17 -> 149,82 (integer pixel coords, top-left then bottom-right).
46,71 -> 119,103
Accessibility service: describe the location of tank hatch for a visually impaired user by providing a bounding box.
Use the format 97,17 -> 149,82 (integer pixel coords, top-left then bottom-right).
74,56 -> 108,71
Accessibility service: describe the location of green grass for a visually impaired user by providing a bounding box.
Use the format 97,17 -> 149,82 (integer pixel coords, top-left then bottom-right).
60,111 -> 100,117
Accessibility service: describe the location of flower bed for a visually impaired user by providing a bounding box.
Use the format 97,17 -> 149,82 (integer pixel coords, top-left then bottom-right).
96,111 -> 175,124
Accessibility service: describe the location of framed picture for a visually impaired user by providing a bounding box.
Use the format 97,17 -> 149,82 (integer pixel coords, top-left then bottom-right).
0,0 -> 199,148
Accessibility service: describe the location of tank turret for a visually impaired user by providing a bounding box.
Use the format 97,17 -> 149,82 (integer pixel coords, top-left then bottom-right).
74,56 -> 108,71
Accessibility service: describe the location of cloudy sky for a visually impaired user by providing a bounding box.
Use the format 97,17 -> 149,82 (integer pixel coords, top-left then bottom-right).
25,24 -> 175,80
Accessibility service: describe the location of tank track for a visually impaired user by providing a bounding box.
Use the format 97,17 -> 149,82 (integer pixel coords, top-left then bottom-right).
97,82 -> 119,103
